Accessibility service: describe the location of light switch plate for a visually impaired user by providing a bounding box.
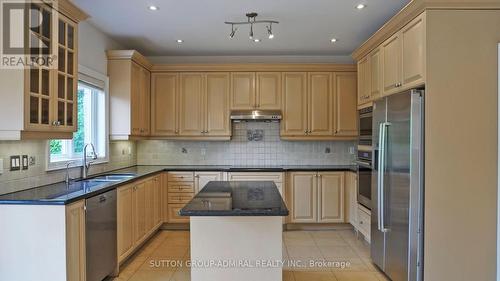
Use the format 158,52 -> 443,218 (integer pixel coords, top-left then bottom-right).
10,156 -> 20,171
22,155 -> 28,170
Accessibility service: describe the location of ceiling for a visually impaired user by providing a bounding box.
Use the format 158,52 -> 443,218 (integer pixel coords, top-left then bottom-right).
74,0 -> 410,57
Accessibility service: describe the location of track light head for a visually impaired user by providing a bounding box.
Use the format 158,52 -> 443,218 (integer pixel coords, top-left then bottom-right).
229,25 -> 237,38
267,24 -> 274,39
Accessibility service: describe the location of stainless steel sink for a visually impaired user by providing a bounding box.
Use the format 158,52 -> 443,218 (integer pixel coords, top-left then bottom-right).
84,173 -> 136,182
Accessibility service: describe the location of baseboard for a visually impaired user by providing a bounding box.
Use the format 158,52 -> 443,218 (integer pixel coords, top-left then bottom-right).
161,223 -> 190,230
284,223 -> 354,231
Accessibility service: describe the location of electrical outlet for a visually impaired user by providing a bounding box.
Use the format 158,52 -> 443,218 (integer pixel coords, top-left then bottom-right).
349,146 -> 355,154
22,155 -> 28,170
29,156 -> 36,166
200,148 -> 206,156
325,147 -> 331,154
181,148 -> 188,154
10,156 -> 20,171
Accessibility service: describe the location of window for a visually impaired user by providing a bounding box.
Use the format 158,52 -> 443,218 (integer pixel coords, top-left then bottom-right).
48,67 -> 108,170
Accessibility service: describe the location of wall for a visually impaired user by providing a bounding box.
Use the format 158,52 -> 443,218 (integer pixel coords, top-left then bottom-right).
0,22 -> 137,195
425,10 -> 500,281
138,122 -> 356,166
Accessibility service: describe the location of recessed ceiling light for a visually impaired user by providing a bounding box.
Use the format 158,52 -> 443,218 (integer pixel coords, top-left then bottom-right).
176,39 -> 183,44
148,5 -> 159,11
356,4 -> 366,10
330,38 -> 338,43
253,38 -> 261,43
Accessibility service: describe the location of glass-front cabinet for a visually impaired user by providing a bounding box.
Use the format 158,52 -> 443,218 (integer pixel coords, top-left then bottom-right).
23,1 -> 82,136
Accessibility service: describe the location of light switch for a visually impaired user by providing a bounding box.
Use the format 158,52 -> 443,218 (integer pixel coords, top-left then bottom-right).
22,155 -> 28,170
10,156 -> 20,171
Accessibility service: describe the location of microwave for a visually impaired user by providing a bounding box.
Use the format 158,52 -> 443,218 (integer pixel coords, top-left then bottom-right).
358,106 -> 373,146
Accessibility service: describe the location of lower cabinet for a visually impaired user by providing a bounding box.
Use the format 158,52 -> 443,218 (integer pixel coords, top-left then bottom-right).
66,200 -> 86,281
194,171 -> 225,194
345,171 -> 358,226
356,204 -> 371,243
117,175 -> 162,263
227,172 -> 284,196
289,171 -> 345,223
166,172 -> 195,223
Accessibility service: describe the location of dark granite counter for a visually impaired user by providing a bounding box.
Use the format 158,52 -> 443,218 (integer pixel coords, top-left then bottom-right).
0,164 -> 356,205
179,181 -> 289,216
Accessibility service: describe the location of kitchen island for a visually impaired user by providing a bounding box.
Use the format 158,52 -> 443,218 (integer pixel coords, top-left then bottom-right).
179,181 -> 289,281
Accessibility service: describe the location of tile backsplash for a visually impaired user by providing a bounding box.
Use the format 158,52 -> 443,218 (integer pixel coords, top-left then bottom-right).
0,140 -> 136,195
138,122 -> 356,166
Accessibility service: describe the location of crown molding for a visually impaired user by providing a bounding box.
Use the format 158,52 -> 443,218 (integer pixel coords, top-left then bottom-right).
150,63 -> 356,73
56,0 -> 89,23
106,50 -> 153,70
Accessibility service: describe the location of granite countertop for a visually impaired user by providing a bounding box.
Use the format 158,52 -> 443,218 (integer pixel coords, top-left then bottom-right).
179,181 -> 289,216
0,164 -> 356,205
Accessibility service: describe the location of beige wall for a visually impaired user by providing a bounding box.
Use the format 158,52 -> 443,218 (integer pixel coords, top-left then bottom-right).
425,10 -> 500,281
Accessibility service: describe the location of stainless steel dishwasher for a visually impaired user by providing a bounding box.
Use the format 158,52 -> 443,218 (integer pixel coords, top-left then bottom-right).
86,189 -> 117,281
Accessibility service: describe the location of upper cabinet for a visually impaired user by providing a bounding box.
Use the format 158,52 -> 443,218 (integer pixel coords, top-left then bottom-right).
281,71 -> 358,140
107,51 -> 152,140
356,13 -> 425,105
151,72 -> 231,139
230,72 -> 281,110
0,0 -> 88,140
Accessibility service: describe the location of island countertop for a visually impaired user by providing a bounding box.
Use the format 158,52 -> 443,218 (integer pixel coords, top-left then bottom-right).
179,181 -> 289,216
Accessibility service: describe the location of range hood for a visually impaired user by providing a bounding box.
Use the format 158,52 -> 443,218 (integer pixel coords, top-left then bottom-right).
230,110 -> 282,122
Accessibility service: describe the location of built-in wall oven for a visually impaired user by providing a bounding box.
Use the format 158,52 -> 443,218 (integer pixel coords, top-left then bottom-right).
356,149 -> 372,209
358,106 -> 373,146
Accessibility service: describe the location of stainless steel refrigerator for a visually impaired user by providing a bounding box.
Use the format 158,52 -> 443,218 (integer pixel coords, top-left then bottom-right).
371,89 -> 424,281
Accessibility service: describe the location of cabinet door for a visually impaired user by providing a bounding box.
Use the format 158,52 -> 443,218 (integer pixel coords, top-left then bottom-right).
25,4 -> 55,131
117,184 -> 134,262
347,172 -> 358,226
231,72 -> 256,109
308,72 -> 333,136
144,179 -> 154,233
133,182 -> 147,244
139,67 -> 151,135
179,73 -> 204,136
290,172 -> 317,223
281,72 -> 308,136
369,48 -> 382,100
151,73 -> 178,136
333,72 -> 358,137
168,204 -> 190,223
65,200 -> 85,281
130,62 -> 142,136
152,176 -> 162,227
382,33 -> 402,96
256,72 -> 281,109
195,172 -> 224,194
357,56 -> 370,105
401,14 -> 425,89
318,172 -> 345,223
205,73 -> 230,136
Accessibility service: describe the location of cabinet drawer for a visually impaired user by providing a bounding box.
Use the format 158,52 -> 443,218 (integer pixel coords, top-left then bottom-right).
168,204 -> 189,223
357,206 -> 371,237
168,172 -> 194,182
227,172 -> 283,183
168,192 -> 194,204
168,182 -> 195,193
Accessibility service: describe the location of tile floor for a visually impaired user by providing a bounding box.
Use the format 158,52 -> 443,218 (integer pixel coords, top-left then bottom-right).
112,229 -> 389,281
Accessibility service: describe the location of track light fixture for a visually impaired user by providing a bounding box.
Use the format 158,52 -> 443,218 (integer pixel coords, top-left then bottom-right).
225,12 -> 279,41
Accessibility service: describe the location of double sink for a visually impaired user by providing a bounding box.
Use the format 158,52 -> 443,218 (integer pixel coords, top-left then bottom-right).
79,173 -> 136,183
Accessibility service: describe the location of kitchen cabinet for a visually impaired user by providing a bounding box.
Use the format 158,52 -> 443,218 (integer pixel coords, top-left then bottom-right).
256,72 -> 282,109
289,171 -> 345,223
227,172 -> 284,196
117,175 -> 163,264
369,48 -> 382,100
231,72 -> 255,109
382,14 -> 425,96
195,172 -> 225,194
318,173 -> 345,222
357,56 -> 371,105
308,72 -> 334,136
179,73 -> 205,136
281,72 -> 308,136
334,72 -> 358,137
345,172 -> 358,226
151,72 -> 230,139
108,50 -> 152,140
151,73 -> 178,136
166,172 -> 195,223
357,204 -> 371,243
0,1 -> 86,140
282,72 -> 357,139
230,72 -> 281,110
66,200 -> 86,281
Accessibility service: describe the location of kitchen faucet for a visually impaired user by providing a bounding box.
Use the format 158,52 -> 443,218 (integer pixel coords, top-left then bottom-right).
65,161 -> 74,185
83,143 -> 98,179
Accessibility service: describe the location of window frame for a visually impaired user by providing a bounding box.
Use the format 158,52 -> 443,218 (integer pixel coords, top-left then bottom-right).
46,65 -> 110,171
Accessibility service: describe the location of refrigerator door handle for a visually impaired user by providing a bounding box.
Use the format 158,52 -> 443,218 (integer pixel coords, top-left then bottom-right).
377,123 -> 384,232
379,121 -> 390,233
